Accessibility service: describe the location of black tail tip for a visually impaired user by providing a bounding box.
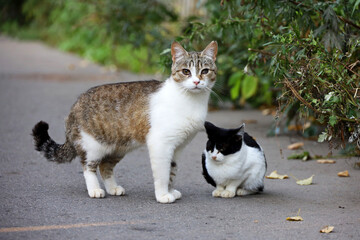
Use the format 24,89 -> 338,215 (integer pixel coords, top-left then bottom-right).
32,121 -> 50,151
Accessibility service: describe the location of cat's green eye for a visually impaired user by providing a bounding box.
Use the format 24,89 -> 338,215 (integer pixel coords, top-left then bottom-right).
182,69 -> 191,75
201,69 -> 209,74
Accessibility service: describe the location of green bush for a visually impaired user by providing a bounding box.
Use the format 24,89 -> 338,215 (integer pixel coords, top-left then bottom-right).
1,0 -> 178,73
177,0 -> 359,151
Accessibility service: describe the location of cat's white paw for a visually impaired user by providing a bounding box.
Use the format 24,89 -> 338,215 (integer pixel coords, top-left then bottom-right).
107,186 -> 125,196
88,188 -> 105,198
212,189 -> 224,197
156,193 -> 176,204
170,189 -> 182,200
221,190 -> 236,198
236,188 -> 254,196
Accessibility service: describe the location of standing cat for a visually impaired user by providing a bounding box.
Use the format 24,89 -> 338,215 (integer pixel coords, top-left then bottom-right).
202,121 -> 266,198
32,41 -> 218,203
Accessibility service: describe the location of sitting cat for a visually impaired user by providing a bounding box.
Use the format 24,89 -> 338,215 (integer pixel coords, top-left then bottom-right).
32,41 -> 218,203
202,121 -> 266,198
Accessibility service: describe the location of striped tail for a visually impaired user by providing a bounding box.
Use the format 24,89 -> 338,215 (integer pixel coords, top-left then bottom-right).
32,121 -> 76,163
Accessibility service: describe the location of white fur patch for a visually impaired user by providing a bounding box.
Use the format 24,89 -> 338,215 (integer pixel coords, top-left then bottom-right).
79,130 -> 116,162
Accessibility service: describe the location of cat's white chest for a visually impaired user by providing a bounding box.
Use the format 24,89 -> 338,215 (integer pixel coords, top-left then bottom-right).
206,149 -> 245,183
148,79 -> 209,143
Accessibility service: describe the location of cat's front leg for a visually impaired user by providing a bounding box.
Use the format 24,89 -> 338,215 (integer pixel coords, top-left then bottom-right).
212,185 -> 225,197
148,143 -> 177,204
221,181 -> 242,198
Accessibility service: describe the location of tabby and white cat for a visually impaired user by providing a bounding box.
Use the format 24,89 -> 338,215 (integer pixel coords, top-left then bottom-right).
202,121 -> 266,198
32,41 -> 218,203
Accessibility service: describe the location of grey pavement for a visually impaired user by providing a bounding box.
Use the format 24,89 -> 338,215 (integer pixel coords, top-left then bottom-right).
0,36 -> 359,240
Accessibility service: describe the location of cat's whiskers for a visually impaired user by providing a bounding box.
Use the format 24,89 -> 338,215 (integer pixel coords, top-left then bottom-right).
205,86 -> 224,105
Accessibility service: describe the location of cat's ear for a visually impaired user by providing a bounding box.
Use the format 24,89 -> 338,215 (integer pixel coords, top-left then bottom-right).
201,41 -> 218,61
171,42 -> 188,62
204,121 -> 217,136
235,123 -> 245,137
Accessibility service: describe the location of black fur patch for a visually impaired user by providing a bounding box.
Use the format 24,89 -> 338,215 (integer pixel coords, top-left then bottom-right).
243,133 -> 261,150
32,121 -> 76,163
202,153 -> 216,187
32,121 -> 51,152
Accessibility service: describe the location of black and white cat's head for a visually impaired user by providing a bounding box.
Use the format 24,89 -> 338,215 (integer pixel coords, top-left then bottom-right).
204,121 -> 245,163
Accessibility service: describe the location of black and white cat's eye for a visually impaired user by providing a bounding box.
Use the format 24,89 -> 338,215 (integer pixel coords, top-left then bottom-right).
182,69 -> 191,75
201,69 -> 209,74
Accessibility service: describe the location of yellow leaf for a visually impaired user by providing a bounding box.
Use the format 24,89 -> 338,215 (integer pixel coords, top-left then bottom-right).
286,216 -> 303,221
320,226 -> 334,233
296,175 -> 314,185
317,159 -> 336,164
265,170 -> 289,179
287,142 -> 304,150
287,209 -> 303,221
337,170 -> 349,177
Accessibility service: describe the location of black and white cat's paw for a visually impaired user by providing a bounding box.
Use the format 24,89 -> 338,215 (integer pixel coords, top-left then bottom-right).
106,185 -> 125,196
212,189 -> 224,197
88,188 -> 106,198
220,190 -> 236,198
236,188 -> 255,196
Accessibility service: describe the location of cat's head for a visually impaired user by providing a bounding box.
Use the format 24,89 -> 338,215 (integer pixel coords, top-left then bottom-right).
171,41 -> 217,93
204,121 -> 245,162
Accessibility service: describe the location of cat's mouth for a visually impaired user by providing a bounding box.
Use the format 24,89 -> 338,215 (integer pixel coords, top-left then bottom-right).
189,86 -> 205,92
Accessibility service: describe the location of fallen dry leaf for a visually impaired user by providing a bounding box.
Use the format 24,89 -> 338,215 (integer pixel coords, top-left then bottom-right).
287,142 -> 304,150
317,159 -> 336,164
337,170 -> 349,177
296,175 -> 314,185
262,109 -> 272,116
242,119 -> 258,124
288,125 -> 303,131
266,170 -> 289,179
286,216 -> 304,221
286,209 -> 303,221
320,226 -> 334,233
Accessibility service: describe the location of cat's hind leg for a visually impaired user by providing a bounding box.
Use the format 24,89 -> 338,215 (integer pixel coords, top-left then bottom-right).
99,157 -> 125,196
82,162 -> 105,198
78,130 -> 113,198
236,188 -> 256,196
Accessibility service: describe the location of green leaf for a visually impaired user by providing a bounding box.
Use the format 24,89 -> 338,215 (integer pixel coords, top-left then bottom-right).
241,75 -> 258,99
318,132 -> 328,142
288,151 -> 311,161
230,79 -> 241,100
352,0 -> 360,15
329,115 -> 337,126
228,71 -> 244,86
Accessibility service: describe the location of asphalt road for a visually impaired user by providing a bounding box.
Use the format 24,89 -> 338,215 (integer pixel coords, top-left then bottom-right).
0,36 -> 359,240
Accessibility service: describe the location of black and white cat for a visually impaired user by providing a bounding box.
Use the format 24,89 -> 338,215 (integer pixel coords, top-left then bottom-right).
202,121 -> 267,198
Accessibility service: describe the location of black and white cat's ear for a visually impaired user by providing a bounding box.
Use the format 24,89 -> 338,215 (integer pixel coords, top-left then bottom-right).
236,123 -> 245,137
204,121 -> 217,135
171,42 -> 188,62
201,41 -> 218,61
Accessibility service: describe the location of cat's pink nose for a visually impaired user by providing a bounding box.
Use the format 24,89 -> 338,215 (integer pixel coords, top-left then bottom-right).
212,156 -> 217,160
193,80 -> 200,85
